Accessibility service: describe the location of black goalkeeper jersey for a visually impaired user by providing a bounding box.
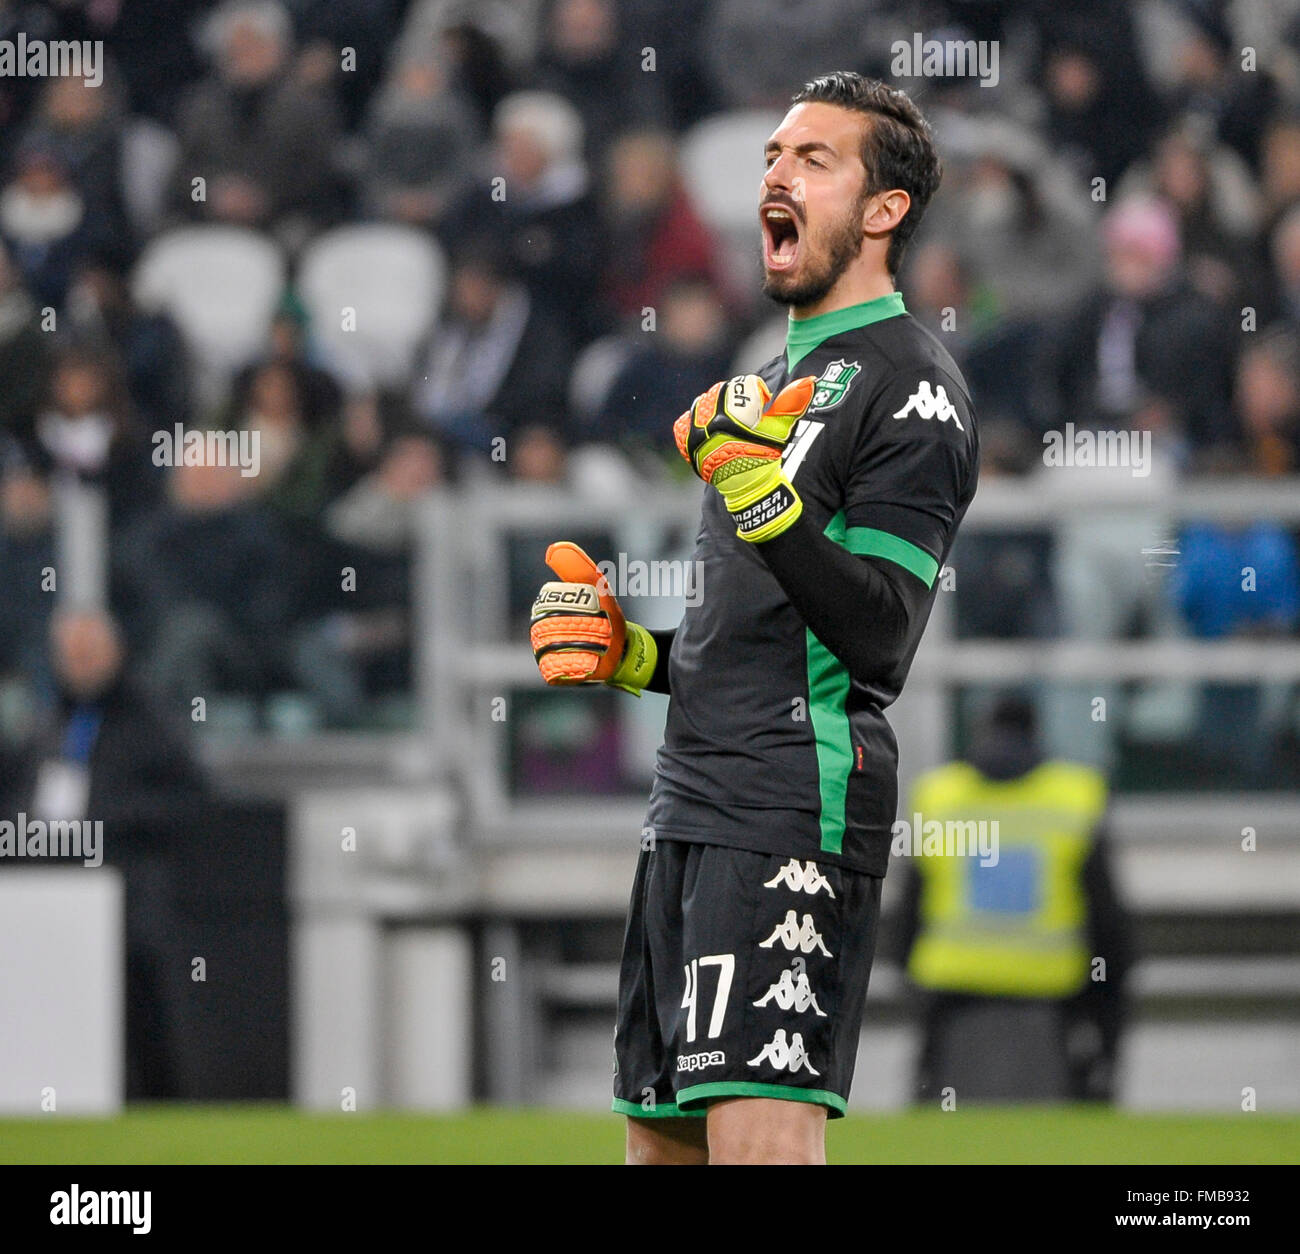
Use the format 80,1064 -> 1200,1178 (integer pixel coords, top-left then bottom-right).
646,291 -> 979,877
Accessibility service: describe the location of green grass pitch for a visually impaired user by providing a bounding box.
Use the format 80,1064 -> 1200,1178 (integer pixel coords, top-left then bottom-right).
0,1106 -> 1296,1164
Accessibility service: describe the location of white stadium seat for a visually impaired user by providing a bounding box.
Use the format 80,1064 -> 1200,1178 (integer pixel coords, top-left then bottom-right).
679,110 -> 783,302
131,225 -> 286,408
679,110 -> 784,235
297,224 -> 446,390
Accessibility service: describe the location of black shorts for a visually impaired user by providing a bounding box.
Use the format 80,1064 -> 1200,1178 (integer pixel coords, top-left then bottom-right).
612,838 -> 883,1120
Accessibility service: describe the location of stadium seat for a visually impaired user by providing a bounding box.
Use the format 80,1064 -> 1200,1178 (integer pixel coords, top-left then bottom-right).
680,110 -> 783,301
131,225 -> 286,408
297,224 -> 446,389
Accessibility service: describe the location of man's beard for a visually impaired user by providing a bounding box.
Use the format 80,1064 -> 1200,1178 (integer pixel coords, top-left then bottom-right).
762,193 -> 868,307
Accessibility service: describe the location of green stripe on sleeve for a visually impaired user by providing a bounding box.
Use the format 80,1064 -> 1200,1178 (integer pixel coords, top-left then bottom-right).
804,511 -> 855,855
805,623 -> 851,856
845,526 -> 939,588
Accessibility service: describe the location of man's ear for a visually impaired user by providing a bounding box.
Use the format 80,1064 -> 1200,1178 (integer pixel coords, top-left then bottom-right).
863,188 -> 911,236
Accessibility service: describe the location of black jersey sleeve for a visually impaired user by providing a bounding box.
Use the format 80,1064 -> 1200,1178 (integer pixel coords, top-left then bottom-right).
841,366 -> 977,589
756,518 -> 929,687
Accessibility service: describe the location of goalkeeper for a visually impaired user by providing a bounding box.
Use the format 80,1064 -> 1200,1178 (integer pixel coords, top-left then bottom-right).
530,73 -> 978,1164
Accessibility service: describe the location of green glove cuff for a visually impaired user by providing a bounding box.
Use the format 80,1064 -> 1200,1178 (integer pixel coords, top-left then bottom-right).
719,463 -> 803,543
606,620 -> 658,696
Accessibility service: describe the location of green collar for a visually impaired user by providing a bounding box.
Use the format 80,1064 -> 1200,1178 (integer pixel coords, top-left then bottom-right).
785,291 -> 906,371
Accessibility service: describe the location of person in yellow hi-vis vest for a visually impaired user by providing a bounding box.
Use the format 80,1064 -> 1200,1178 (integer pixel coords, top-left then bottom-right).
892,696 -> 1133,1103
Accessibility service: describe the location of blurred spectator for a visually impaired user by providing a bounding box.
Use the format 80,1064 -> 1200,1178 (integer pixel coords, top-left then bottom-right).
329,388 -> 395,496
0,607 -> 211,1098
65,261 -> 192,431
951,420 -> 1057,641
438,18 -> 519,131
442,90 -> 601,338
361,54 -> 482,228
598,129 -> 732,323
1044,196 -> 1237,460
0,436 -> 57,706
114,462 -> 294,709
893,695 -> 1133,1103
228,360 -> 339,523
307,425 -> 449,721
1118,123 -> 1261,303
926,122 -> 1099,325
532,0 -> 668,168
1166,8 -> 1279,174
100,0 -> 207,125
1259,116 -> 1300,229
594,275 -> 733,459
903,240 -> 979,346
1236,329 -> 1300,477
36,346 -> 160,528
231,293 -> 342,437
510,422 -> 569,483
700,0 -> 872,111
283,0 -> 405,128
326,425 -> 446,554
1032,2 -> 1161,189
0,241 -> 51,435
395,0 -> 540,96
19,71 -> 130,260
1171,450 -> 1300,782
1265,202 -> 1300,328
173,0 -> 343,233
0,145 -> 113,309
413,236 -> 573,453
0,1 -> 66,164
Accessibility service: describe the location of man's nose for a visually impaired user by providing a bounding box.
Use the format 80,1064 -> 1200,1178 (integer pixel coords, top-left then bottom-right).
763,151 -> 792,191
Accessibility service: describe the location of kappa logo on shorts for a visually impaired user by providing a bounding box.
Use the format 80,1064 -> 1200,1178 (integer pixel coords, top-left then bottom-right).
763,858 -> 836,897
753,966 -> 827,1016
676,1050 -> 726,1073
747,1028 -> 820,1076
758,910 -> 833,956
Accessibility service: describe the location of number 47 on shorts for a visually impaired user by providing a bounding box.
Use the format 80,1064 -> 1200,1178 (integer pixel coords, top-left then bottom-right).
681,953 -> 734,1042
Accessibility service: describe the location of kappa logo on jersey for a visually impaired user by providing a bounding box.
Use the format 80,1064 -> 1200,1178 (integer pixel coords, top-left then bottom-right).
676,1049 -> 726,1073
892,379 -> 965,431
758,910 -> 833,956
747,1028 -> 820,1076
808,358 -> 861,411
763,858 -> 836,898
753,966 -> 828,1016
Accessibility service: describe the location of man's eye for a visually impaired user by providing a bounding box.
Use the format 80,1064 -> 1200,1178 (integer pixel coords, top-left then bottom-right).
807,157 -> 825,170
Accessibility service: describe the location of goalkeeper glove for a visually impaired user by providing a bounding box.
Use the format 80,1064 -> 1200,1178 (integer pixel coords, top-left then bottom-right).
529,541 -> 658,696
674,372 -> 816,543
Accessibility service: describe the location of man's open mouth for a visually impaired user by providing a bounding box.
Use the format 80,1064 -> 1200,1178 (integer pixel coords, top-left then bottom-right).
761,203 -> 801,271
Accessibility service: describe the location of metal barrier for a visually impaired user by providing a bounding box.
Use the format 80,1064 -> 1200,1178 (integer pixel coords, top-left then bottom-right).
415,474 -> 1300,829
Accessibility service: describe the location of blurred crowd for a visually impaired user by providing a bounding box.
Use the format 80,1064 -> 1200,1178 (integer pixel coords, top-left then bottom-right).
0,0 -> 1298,766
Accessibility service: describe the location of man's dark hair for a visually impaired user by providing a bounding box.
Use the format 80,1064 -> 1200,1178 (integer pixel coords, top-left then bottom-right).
790,71 -> 942,276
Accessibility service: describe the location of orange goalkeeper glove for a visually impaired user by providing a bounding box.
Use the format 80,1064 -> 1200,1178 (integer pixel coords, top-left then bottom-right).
674,372 -> 816,542
529,541 -> 658,696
